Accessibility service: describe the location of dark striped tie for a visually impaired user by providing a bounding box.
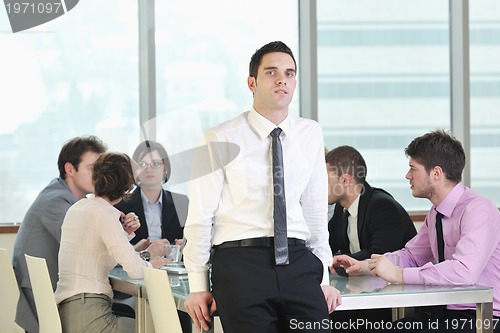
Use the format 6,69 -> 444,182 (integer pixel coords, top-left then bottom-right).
270,128 -> 289,265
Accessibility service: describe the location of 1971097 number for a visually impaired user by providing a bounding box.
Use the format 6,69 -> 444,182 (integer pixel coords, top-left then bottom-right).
6,2 -> 63,14
444,318 -> 498,330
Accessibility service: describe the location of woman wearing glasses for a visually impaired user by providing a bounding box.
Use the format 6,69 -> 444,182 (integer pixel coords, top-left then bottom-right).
116,140 -> 189,248
114,140 -> 192,332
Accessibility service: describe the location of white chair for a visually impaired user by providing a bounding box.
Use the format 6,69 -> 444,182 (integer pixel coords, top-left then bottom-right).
0,248 -> 24,333
143,267 -> 183,333
25,254 -> 62,333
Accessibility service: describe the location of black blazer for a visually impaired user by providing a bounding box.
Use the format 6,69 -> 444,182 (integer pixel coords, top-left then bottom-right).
328,181 -> 417,260
115,188 -> 189,245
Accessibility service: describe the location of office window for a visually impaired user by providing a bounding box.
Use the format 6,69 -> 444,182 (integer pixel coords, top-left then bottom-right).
0,0 -> 299,224
154,0 -> 299,164
317,0 -> 450,211
470,0 -> 500,205
0,0 -> 139,223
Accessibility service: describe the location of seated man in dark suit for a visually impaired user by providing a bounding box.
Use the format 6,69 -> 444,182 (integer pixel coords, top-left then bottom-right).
326,145 -> 417,332
326,145 -> 417,261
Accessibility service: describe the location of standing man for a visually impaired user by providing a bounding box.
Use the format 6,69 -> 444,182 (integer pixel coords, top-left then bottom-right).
326,145 -> 416,261
12,135 -> 107,332
334,130 -> 500,333
183,41 -> 341,333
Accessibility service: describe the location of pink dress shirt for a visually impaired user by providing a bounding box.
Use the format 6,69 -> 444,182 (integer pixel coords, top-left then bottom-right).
398,183 -> 500,316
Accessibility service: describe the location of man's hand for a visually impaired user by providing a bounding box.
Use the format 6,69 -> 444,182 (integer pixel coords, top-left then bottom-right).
134,238 -> 151,252
146,239 -> 170,258
331,254 -> 370,276
321,285 -> 342,313
184,291 -> 217,332
368,254 -> 404,284
150,256 -> 171,269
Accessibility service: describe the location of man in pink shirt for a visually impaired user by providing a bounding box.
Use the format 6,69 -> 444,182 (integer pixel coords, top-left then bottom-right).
333,130 -> 500,333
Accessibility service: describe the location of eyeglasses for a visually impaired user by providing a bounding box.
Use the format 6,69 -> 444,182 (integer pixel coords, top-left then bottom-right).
137,160 -> 163,169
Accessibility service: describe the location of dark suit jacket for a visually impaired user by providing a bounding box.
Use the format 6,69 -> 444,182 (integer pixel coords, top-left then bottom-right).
115,188 -> 189,245
328,181 -> 417,260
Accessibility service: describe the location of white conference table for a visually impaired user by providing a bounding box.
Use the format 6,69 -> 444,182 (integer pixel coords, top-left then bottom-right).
330,275 -> 494,333
109,266 -> 494,333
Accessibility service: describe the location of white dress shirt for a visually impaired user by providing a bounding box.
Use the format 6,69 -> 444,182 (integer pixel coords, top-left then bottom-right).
184,108 -> 331,292
55,196 -> 150,304
346,195 -> 361,254
141,189 -> 163,241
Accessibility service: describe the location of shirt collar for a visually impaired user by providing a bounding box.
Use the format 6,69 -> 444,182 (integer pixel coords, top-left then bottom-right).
346,194 -> 360,218
248,107 -> 291,139
140,188 -> 163,206
435,182 -> 465,217
56,177 -> 77,201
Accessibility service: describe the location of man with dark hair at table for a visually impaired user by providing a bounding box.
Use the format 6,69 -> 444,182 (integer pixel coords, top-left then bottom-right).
12,135 -> 107,332
326,145 -> 416,332
326,145 -> 416,261
334,130 -> 500,333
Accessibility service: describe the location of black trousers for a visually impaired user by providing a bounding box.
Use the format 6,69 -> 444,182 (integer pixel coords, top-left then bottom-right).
211,244 -> 330,333
329,308 -> 392,333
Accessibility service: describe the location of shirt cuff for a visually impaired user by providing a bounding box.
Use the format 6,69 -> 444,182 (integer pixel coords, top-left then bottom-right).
402,267 -> 421,284
188,271 -> 210,293
321,264 -> 330,285
125,231 -> 135,241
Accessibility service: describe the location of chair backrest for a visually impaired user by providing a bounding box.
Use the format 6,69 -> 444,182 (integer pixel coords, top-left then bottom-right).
0,248 -> 24,333
25,254 -> 62,333
143,267 -> 183,333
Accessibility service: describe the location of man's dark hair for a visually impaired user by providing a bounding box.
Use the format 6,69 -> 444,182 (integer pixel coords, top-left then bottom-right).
325,145 -> 367,184
249,41 -> 296,79
132,140 -> 171,183
57,135 -> 107,179
93,152 -> 134,202
405,129 -> 465,183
